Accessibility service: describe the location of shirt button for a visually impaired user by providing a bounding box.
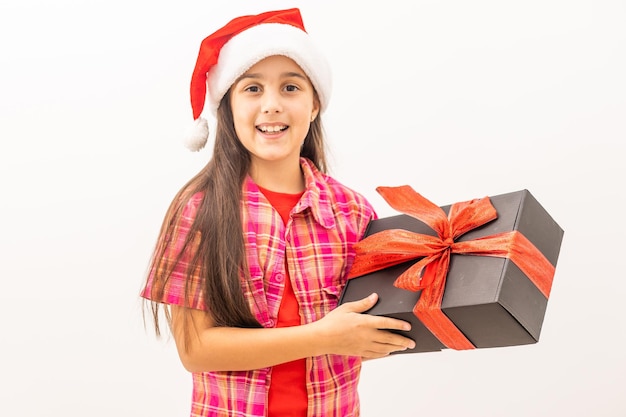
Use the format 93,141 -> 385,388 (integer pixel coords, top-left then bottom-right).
275,273 -> 284,283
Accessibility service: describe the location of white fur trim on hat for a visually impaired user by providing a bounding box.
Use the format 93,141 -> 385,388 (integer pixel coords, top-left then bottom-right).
206,23 -> 332,116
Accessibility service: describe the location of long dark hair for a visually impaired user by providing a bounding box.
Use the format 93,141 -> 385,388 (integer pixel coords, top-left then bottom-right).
145,88 -> 327,335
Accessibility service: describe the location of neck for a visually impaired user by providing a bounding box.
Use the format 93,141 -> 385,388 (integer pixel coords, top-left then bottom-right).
249,158 -> 305,193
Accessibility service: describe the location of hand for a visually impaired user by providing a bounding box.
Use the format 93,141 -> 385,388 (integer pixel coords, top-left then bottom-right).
313,293 -> 416,359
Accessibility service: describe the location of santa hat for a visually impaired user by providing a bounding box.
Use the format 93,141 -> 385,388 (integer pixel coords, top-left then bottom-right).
184,8 -> 332,151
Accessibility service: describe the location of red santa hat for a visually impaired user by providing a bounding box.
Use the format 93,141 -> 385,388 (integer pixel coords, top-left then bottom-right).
184,8 -> 332,151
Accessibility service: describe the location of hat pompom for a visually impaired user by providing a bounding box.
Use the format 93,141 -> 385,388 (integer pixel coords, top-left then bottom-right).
183,117 -> 209,151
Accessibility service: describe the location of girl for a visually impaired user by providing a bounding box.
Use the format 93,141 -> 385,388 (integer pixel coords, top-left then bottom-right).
141,8 -> 415,417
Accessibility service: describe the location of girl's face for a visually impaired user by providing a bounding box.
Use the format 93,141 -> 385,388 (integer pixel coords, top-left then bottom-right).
230,55 -> 320,172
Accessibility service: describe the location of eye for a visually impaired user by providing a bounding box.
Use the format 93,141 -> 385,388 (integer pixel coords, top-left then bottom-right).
244,85 -> 261,93
284,84 -> 300,92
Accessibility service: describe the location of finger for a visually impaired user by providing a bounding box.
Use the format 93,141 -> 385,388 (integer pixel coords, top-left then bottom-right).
374,330 -> 416,350
340,292 -> 379,313
361,351 -> 391,360
361,341 -> 410,359
367,315 -> 412,332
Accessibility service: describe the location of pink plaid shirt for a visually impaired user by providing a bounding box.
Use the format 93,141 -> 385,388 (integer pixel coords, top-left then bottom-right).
142,158 -> 376,417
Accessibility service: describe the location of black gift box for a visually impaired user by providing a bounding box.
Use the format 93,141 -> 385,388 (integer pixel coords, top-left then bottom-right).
339,189 -> 564,354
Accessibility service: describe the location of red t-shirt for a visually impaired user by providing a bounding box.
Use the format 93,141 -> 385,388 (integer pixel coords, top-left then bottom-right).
259,186 -> 308,417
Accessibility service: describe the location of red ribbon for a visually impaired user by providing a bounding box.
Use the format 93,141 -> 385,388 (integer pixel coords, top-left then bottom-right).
348,185 -> 556,350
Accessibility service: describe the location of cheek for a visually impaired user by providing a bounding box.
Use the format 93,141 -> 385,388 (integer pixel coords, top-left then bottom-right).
231,106 -> 255,133
230,94 -> 254,118
295,101 -> 316,120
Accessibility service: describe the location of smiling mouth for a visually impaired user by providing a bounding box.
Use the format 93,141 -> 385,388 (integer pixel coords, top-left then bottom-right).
257,125 -> 288,134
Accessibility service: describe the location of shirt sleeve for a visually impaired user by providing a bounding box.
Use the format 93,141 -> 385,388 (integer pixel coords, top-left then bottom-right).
140,192 -> 207,311
356,194 -> 378,240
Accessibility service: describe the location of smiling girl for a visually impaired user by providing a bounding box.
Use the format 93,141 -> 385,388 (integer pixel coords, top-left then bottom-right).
141,8 -> 415,417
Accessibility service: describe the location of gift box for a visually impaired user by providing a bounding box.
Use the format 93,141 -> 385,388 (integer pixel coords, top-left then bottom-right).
339,187 -> 564,354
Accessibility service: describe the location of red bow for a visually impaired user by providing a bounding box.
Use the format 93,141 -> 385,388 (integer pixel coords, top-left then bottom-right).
348,186 -> 555,350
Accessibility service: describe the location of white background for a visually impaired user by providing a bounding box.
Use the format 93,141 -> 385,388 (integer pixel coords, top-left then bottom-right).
1,1 -> 624,416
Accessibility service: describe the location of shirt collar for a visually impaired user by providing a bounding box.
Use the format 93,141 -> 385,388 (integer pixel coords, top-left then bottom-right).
243,158 -> 336,229
295,158 -> 336,229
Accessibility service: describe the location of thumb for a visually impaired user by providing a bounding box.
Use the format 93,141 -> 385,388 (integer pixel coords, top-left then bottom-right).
342,293 -> 379,313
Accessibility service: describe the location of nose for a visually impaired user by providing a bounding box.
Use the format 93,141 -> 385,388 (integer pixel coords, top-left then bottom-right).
261,90 -> 283,114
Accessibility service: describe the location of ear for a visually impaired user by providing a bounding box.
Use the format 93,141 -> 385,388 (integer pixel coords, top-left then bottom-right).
311,97 -> 320,122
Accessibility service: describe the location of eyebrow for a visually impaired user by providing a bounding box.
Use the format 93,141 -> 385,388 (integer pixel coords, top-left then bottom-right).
236,71 -> 308,83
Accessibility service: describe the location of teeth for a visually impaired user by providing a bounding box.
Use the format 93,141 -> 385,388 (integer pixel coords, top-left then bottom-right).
259,125 -> 286,133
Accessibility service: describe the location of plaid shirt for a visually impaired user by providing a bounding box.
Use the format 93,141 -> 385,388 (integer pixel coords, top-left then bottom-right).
142,158 -> 376,417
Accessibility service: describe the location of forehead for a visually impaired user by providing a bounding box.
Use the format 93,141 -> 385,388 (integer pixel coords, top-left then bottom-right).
243,55 -> 307,77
